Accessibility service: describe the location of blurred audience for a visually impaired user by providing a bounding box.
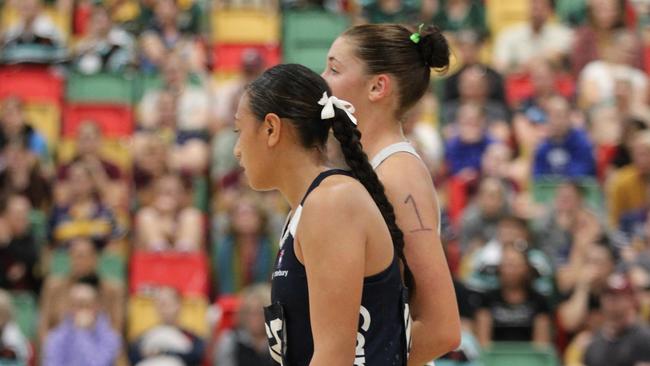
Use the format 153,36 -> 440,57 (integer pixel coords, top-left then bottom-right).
492,0 -> 573,74
532,96 -> 596,178
607,130 -> 650,226
0,0 -> 65,49
445,103 -> 495,178
459,177 -> 510,253
0,96 -> 49,164
361,0 -> 418,24
129,286 -> 205,366
49,162 -> 124,250
72,4 -> 135,74
0,289 -> 30,363
214,284 -> 274,366
427,0 -> 487,38
583,273 -> 650,366
215,195 -> 275,295
135,173 -> 203,252
0,142 -> 51,211
43,276 -> 120,366
0,195 -> 39,293
475,245 -> 551,346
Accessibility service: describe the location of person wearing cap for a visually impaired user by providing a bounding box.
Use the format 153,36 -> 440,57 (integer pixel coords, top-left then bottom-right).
583,273 -> 650,366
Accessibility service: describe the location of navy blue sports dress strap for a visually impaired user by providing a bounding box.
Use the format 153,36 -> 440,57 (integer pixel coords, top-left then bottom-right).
264,169 -> 411,366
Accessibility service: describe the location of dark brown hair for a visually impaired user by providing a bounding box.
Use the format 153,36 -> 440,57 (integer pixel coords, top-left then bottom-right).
343,24 -> 450,117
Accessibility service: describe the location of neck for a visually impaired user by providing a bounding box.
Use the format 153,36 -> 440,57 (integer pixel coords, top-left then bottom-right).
275,153 -> 328,210
357,109 -> 406,160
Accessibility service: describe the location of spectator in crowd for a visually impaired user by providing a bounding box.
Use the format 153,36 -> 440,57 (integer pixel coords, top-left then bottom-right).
443,30 -> 505,106
513,59 -> 562,148
43,276 -> 121,366
129,286 -> 205,366
579,31 -> 648,110
57,121 -> 125,208
475,245 -> 552,346
0,195 -> 39,293
0,289 -> 30,363
442,65 -> 509,139
0,0 -> 65,49
558,237 -> 617,334
618,181 -> 650,240
583,273 -> 650,366
459,177 -> 510,253
481,142 -> 519,191
214,284 -> 274,366
427,0 -> 487,38
133,131 -> 170,205
532,96 -> 596,178
49,161 -> 124,250
532,181 -> 604,272
492,0 -> 573,74
465,215 -> 554,296
571,0 -> 630,76
138,53 -> 210,174
401,97 -> 445,175
212,49 -> 267,188
215,195 -> 275,295
622,213 -> 650,291
0,96 -> 49,164
607,130 -> 650,226
39,238 -> 125,341
445,103 -> 495,178
135,173 -> 203,252
361,0 -> 419,24
0,142 -> 51,210
72,3 -> 135,74
139,0 -> 205,73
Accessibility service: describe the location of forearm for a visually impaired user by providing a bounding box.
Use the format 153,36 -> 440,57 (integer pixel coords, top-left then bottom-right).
407,319 -> 458,366
558,288 -> 589,332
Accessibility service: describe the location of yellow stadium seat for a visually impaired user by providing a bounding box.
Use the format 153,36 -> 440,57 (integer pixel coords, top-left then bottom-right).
486,0 -> 529,37
127,294 -> 210,341
23,101 -> 60,149
211,9 -> 280,44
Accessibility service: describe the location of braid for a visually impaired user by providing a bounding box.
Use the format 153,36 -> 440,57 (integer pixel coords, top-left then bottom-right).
330,109 -> 415,292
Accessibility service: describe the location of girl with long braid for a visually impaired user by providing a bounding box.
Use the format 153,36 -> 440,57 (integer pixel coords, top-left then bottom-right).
234,63 -> 411,365
322,24 -> 461,365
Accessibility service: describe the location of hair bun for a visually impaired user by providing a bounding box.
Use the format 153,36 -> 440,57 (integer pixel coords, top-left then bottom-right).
417,25 -> 450,70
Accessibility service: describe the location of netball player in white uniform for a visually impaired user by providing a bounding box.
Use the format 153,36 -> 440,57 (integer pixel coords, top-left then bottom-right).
322,24 -> 461,365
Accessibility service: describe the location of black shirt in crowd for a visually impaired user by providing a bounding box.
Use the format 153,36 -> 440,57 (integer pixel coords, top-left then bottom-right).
584,324 -> 650,366
478,288 -> 550,342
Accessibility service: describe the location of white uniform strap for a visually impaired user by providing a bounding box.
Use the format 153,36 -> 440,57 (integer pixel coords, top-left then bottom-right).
279,205 -> 303,248
370,142 -> 421,170
370,141 -> 441,234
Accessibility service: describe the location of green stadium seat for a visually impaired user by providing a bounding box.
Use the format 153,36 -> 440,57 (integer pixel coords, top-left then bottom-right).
29,209 -> 48,250
192,175 -> 210,213
481,342 -> 559,366
531,177 -> 603,208
66,72 -> 136,105
282,10 -> 350,72
10,291 -> 37,341
0,360 -> 26,366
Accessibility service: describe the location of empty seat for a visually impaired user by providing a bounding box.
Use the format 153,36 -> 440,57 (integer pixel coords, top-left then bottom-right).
212,43 -> 281,73
66,72 -> 136,105
211,9 -> 280,44
531,177 -> 603,208
0,66 -> 63,104
282,10 -> 350,72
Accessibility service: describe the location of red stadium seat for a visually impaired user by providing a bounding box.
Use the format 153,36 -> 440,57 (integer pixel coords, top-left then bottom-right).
129,251 -> 210,297
0,65 -> 63,104
212,43 -> 281,73
63,103 -> 134,138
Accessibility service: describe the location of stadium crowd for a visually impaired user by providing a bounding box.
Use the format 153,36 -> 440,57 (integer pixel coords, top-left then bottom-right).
0,0 -> 650,365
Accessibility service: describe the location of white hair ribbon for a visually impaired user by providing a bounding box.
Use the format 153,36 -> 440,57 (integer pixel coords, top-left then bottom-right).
317,92 -> 358,125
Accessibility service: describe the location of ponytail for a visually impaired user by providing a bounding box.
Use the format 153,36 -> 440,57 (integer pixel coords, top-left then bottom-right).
329,109 -> 415,291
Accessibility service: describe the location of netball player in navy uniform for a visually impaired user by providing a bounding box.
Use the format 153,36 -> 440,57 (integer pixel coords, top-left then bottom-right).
233,64 -> 411,365
322,25 -> 461,365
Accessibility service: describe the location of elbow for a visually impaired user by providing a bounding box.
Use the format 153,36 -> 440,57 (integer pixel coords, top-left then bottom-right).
443,326 -> 462,353
427,323 -> 462,356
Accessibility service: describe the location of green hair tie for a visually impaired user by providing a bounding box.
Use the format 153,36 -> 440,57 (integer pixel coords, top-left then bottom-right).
410,24 -> 425,44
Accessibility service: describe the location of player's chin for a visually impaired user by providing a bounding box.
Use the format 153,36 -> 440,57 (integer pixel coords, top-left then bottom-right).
242,170 -> 271,192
